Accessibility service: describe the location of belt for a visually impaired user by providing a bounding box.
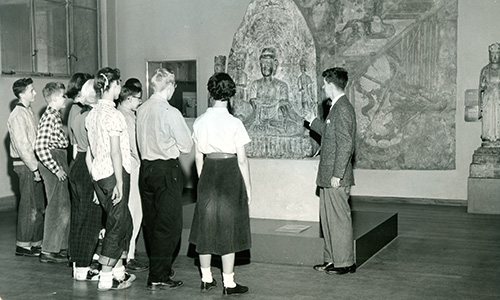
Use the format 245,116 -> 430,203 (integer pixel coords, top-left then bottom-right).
206,153 -> 236,159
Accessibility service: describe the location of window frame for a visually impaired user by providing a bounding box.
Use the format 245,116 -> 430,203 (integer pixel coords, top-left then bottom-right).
0,0 -> 101,78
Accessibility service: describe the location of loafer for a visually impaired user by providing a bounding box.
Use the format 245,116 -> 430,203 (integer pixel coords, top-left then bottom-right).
223,283 -> 249,295
147,279 -> 183,290
313,262 -> 334,271
39,252 -> 68,263
15,246 -> 40,257
201,279 -> 217,292
326,264 -> 357,275
126,259 -> 149,272
32,246 -> 42,255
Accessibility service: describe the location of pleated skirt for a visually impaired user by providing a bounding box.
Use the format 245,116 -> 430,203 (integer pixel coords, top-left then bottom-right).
189,156 -> 251,255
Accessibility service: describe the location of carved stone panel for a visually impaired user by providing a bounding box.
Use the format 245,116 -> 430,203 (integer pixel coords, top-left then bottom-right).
227,0 -> 318,159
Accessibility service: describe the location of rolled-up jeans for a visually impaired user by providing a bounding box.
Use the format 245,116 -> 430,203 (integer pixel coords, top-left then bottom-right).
13,164 -> 45,248
93,169 -> 132,267
38,149 -> 71,253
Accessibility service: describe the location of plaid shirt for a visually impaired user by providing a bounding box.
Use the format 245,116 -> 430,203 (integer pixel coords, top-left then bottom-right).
35,106 -> 69,174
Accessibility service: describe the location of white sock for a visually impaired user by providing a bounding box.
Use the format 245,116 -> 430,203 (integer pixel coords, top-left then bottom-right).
98,271 -> 113,289
112,265 -> 125,281
75,267 -> 90,281
222,272 -> 236,288
200,267 -> 213,283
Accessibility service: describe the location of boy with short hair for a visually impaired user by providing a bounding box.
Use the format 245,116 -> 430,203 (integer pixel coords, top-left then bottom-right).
35,82 -> 71,263
7,78 -> 45,257
117,83 -> 148,272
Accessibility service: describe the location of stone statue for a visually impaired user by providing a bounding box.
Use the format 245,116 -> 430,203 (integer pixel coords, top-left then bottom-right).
479,43 -> 500,145
214,55 -> 226,73
232,52 -> 252,119
248,47 -> 302,136
297,58 -> 314,115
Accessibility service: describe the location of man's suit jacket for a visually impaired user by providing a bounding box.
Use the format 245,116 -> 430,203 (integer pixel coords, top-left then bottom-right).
310,95 -> 356,188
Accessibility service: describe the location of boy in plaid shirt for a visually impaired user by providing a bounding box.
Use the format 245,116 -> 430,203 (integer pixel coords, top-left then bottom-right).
35,82 -> 71,264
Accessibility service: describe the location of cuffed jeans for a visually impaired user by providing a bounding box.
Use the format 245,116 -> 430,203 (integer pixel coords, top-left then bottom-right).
13,164 -> 45,248
140,159 -> 183,283
93,170 -> 132,267
319,186 -> 355,268
39,149 -> 71,253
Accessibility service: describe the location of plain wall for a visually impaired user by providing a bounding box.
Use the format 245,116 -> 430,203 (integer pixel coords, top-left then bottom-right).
1,1 -> 498,213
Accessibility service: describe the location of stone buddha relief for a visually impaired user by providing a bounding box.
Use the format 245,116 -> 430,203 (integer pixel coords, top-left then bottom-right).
227,0 -> 318,159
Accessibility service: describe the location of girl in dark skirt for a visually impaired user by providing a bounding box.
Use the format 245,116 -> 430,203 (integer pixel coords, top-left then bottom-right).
189,73 -> 252,295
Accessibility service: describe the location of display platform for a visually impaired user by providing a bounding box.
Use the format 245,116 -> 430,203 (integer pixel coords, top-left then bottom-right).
177,193 -> 398,267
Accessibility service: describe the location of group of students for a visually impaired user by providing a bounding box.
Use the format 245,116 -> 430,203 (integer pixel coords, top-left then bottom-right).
7,67 -> 253,294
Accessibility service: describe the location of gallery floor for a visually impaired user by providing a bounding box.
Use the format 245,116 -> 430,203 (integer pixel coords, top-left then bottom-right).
0,198 -> 499,300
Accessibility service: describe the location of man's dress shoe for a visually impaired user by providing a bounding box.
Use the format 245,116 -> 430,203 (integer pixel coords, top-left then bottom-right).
326,264 -> 357,275
313,262 -> 334,272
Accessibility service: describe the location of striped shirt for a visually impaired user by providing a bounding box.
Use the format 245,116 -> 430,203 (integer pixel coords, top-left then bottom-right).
35,106 -> 69,174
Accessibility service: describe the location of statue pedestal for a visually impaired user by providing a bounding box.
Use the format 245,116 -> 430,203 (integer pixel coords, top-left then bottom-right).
468,146 -> 500,214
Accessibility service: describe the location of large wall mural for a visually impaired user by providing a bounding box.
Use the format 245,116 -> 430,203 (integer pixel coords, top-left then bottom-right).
228,0 -> 457,170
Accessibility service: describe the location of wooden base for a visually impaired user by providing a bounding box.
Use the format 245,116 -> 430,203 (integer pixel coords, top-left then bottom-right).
468,177 -> 500,214
176,201 -> 398,267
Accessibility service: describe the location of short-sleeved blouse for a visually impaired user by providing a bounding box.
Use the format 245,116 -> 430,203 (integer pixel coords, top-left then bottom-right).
86,99 -> 131,181
192,107 -> 251,154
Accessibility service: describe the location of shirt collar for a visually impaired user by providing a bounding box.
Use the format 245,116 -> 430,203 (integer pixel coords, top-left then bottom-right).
208,106 -> 229,112
148,94 -> 173,108
47,105 -> 60,116
118,106 -> 135,117
97,99 -> 116,107
16,101 -> 28,108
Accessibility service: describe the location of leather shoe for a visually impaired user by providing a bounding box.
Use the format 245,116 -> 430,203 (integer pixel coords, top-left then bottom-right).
326,264 -> 356,275
200,278 -> 217,292
147,279 -> 183,290
39,252 -> 68,263
223,283 -> 249,295
15,246 -> 40,257
126,259 -> 148,272
313,262 -> 334,272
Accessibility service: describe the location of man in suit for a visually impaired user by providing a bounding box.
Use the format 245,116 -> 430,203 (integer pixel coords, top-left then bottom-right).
305,67 -> 357,275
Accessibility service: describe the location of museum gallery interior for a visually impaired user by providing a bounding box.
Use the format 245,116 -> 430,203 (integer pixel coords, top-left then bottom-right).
0,0 -> 499,299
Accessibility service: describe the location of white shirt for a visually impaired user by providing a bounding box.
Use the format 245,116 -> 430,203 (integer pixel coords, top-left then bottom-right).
193,106 -> 251,154
136,94 -> 193,160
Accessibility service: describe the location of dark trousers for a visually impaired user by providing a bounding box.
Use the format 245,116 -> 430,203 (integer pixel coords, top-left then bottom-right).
39,149 -> 71,253
93,170 -> 132,267
13,164 -> 45,248
68,152 -> 103,267
140,159 -> 183,283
